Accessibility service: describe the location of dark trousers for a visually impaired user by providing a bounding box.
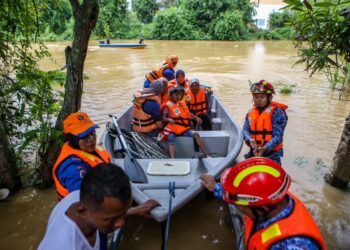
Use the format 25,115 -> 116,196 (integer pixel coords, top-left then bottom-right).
193,113 -> 212,131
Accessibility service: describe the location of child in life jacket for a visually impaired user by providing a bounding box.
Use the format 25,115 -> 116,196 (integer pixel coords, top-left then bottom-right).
159,87 -> 209,158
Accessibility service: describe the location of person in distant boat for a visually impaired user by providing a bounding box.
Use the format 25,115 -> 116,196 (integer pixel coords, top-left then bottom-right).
159,87 -> 209,158
106,38 -> 110,44
186,78 -> 212,130
52,112 -> 159,249
40,164 -> 159,250
201,157 -> 326,250
243,80 -> 288,165
143,55 -> 178,88
139,36 -> 145,45
168,69 -> 190,96
133,79 -> 165,137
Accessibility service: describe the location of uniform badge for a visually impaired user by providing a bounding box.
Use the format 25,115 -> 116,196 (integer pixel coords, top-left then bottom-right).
174,108 -> 181,115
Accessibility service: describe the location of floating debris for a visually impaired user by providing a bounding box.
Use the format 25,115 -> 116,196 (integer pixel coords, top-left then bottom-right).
201,235 -> 208,240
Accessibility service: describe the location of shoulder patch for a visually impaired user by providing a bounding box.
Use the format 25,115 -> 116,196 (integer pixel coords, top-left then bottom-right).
173,108 -> 181,116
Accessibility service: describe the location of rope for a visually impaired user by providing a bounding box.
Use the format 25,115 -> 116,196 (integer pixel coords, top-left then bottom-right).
162,181 -> 175,250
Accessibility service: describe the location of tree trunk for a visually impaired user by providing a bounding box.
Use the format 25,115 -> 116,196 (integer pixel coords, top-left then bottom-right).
0,120 -> 21,192
325,111 -> 350,189
38,0 -> 99,188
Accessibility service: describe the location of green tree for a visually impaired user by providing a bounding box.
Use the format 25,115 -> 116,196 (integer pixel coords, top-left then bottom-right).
284,0 -> 350,188
151,7 -> 206,40
132,0 -> 159,24
43,0 -> 72,35
0,1 -> 64,191
181,0 -> 232,33
94,0 -> 128,38
209,11 -> 250,40
269,11 -> 293,29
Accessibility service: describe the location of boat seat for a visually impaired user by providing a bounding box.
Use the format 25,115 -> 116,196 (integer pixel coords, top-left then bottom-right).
211,117 -> 222,130
174,130 -> 229,158
210,108 -> 217,118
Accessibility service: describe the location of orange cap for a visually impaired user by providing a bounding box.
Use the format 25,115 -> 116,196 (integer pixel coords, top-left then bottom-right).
63,112 -> 99,138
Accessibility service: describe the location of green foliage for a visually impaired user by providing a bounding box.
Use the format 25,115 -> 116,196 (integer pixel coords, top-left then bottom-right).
181,0 -> 232,33
256,27 -> 294,40
94,0 -> 130,38
209,11 -> 250,40
41,0 -> 73,41
151,7 -> 208,40
0,1 -> 64,178
149,0 -> 254,40
284,0 -> 350,95
132,0 -> 158,24
269,11 -> 293,29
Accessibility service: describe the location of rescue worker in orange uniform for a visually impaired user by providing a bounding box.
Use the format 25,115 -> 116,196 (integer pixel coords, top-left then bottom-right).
186,78 -> 212,130
53,112 -> 159,249
144,55 -> 178,88
133,79 -> 165,137
159,87 -> 209,158
243,80 -> 288,165
201,157 -> 326,250
169,70 -> 189,93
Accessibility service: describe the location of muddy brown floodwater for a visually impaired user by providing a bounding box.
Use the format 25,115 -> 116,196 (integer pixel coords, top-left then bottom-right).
0,40 -> 349,250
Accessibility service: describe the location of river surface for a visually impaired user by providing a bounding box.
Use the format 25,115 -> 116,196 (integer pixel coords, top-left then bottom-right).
0,40 -> 349,250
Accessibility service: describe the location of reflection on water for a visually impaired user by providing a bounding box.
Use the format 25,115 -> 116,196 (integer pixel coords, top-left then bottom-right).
0,40 -> 349,249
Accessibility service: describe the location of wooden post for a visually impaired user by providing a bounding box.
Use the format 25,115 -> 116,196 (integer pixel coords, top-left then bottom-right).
38,0 -> 99,188
325,111 -> 350,189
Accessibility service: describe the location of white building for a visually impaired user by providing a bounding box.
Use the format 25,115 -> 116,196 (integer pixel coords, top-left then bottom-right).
252,0 -> 287,29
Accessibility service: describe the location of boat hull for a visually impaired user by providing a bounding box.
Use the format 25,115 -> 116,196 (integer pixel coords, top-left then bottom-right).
101,95 -> 243,222
99,44 -> 147,49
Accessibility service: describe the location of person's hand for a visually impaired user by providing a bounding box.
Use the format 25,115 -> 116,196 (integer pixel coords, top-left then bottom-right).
257,147 -> 267,157
249,138 -> 259,155
168,118 -> 175,124
195,117 -> 202,124
200,175 -> 217,192
127,200 -> 160,218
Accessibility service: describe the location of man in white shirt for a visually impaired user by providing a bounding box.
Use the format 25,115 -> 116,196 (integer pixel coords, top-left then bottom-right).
39,163 -> 155,250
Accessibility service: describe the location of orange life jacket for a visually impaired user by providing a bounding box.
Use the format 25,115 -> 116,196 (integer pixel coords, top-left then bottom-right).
187,88 -> 207,116
244,193 -> 326,250
248,101 -> 288,152
163,100 -> 192,135
133,91 -> 161,133
145,63 -> 173,82
52,142 -> 111,199
158,85 -> 175,106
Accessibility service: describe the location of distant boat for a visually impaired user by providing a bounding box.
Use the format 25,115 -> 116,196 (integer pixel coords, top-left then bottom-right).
99,43 -> 147,49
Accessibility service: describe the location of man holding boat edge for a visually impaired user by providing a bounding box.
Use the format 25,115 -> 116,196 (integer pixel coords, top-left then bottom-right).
243,80 -> 288,165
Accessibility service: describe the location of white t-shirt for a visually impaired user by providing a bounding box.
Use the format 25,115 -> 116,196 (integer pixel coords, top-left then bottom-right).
38,191 -> 100,250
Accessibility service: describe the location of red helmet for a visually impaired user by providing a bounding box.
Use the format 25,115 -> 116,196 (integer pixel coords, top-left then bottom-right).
221,157 -> 291,206
250,80 -> 275,95
165,55 -> 178,68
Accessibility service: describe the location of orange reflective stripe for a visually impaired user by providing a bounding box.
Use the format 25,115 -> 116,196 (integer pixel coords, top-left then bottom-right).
244,192 -> 326,250
187,88 -> 207,116
163,100 -> 192,135
132,91 -> 160,133
248,101 -> 287,151
52,143 -> 111,199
